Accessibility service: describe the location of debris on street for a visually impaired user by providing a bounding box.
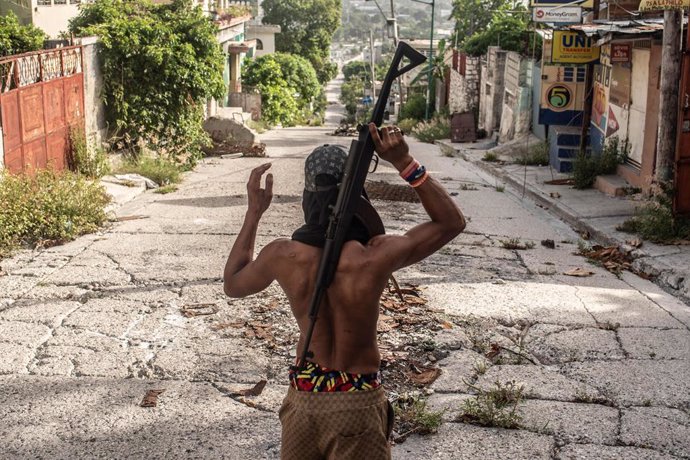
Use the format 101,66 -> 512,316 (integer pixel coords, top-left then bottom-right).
140,389 -> 165,407
563,267 -> 595,277
540,239 -> 555,249
230,380 -> 267,397
180,303 -> 220,318
578,245 -> 633,274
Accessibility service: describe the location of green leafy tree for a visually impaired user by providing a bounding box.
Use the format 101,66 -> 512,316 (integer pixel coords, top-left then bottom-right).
462,4 -> 541,57
242,52 -> 322,126
450,0 -> 509,48
261,0 -> 341,83
69,0 -> 225,165
0,12 -> 46,57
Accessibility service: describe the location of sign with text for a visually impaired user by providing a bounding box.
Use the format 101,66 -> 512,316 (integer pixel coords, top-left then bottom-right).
531,0 -> 593,6
638,0 -> 690,11
552,31 -> 600,64
611,44 -> 631,63
533,6 -> 582,23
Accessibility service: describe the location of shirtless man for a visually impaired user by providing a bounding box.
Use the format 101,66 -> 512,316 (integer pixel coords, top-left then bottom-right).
223,124 -> 466,460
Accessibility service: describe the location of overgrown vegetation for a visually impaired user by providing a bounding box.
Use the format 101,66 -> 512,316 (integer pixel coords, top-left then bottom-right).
461,3 -> 541,57
482,152 -> 500,162
515,141 -> 549,166
0,12 -> 46,57
500,238 -> 535,249
262,0 -> 340,83
68,126 -> 110,178
399,93 -> 428,122
0,170 -> 110,257
69,0 -> 226,166
412,115 -> 450,143
618,183 -> 690,243
457,381 -> 524,429
393,395 -> 445,438
397,118 -> 419,136
243,52 -> 324,126
572,137 -> 628,189
116,156 -> 182,186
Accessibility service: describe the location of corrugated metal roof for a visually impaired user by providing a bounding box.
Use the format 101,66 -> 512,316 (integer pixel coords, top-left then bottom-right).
565,18 -> 677,36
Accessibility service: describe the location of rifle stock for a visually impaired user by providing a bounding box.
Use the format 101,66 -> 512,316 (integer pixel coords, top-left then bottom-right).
299,42 -> 427,368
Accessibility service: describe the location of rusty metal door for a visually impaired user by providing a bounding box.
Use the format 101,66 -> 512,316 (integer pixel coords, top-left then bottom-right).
0,47 -> 84,174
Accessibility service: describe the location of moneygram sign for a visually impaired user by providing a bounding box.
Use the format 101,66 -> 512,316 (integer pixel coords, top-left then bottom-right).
533,6 -> 582,23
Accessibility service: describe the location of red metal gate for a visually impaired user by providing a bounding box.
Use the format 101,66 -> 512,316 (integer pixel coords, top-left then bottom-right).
0,46 -> 85,174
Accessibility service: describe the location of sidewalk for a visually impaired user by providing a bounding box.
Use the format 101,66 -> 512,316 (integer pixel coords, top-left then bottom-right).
437,139 -> 690,304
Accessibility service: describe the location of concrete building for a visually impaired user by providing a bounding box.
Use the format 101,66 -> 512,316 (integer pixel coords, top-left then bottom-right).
0,0 -> 83,38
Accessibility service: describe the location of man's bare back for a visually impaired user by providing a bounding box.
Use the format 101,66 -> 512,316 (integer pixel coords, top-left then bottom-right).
259,237 -> 398,374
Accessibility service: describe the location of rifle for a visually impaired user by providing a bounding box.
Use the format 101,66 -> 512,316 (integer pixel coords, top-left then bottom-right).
299,42 -> 427,368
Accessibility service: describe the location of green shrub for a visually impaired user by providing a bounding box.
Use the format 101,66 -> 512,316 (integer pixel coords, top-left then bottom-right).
482,152 -> 499,162
0,170 -> 110,256
116,156 -> 182,186
412,116 -> 450,143
399,94 -> 427,121
68,126 -> 110,178
397,118 -> 419,135
0,12 -> 46,57
618,184 -> 690,242
515,141 -> 549,166
572,137 -> 628,189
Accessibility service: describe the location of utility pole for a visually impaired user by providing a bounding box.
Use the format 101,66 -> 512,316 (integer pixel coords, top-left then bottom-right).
370,30 -> 377,98
425,0 -> 435,120
656,9 -> 682,183
579,0 -> 600,155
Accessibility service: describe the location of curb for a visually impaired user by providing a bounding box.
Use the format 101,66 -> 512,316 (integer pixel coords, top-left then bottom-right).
436,140 -> 690,303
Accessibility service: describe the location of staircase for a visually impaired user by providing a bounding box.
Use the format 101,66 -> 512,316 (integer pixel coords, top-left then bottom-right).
549,126 -> 589,173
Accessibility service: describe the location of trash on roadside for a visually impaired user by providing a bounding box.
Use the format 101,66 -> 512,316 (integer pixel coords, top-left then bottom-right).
230,379 -> 267,397
140,389 -> 165,407
626,238 -> 643,248
541,239 -> 556,249
406,363 -> 441,385
549,192 -> 561,199
579,245 -> 633,274
563,267 -> 596,277
180,303 -> 219,318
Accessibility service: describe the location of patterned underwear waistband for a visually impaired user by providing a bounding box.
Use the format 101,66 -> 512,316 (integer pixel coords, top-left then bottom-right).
289,361 -> 381,392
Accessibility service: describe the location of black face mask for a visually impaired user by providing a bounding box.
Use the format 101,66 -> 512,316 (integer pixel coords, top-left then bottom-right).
291,177 -> 372,248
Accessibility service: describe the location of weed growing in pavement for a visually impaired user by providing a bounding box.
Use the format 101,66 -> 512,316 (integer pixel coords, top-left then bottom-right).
618,183 -> 690,243
247,119 -> 270,133
515,141 -> 549,166
393,394 -> 445,439
495,184 -> 505,192
460,183 -> 479,191
483,152 -> 500,162
572,137 -> 628,189
154,184 -> 179,194
643,399 -> 652,407
412,116 -> 451,144
500,238 -> 535,250
0,170 -> 110,257
457,380 -> 524,429
68,126 -> 110,178
116,156 -> 182,186
473,360 -> 488,376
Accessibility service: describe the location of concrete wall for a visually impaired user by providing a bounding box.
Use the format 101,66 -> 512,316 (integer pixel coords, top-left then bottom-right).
447,53 -> 480,115
32,2 -> 81,38
531,62 -> 546,140
77,37 -> 108,149
478,47 -> 507,137
245,24 -> 280,57
228,92 -> 261,120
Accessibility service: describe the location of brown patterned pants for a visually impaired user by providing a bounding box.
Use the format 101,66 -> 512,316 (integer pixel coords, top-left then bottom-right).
279,386 -> 394,460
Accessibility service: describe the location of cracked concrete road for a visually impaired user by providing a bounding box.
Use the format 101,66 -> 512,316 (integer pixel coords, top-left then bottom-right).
2,77 -> 690,459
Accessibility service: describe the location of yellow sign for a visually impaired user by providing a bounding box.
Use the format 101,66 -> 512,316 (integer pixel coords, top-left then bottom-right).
638,0 -> 690,10
552,31 -> 600,64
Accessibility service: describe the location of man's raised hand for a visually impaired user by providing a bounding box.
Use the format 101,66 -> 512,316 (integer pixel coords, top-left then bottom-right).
247,163 -> 273,216
368,123 -> 413,171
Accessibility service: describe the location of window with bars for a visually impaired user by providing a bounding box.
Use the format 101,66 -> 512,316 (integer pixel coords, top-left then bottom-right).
37,0 -> 51,5
54,0 -> 67,4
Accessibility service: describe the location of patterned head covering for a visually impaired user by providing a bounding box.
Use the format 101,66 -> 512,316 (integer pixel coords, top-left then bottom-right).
304,144 -> 348,192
